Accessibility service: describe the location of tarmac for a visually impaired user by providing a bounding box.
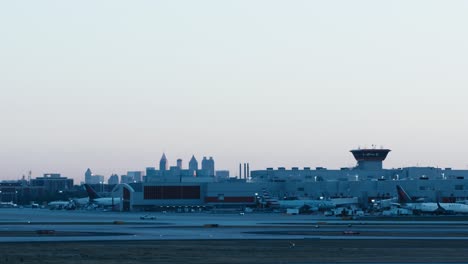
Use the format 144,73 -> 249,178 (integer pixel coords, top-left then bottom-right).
1,208 -> 468,242
1,208 -> 468,263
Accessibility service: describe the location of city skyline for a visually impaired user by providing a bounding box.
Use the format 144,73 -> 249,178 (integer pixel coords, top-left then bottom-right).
1,1 -> 468,181
2,147 -> 468,182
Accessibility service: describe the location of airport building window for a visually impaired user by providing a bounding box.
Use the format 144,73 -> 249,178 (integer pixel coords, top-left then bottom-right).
144,186 -> 200,200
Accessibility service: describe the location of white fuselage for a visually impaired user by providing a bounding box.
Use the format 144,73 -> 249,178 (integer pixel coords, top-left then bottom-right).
72,197 -> 120,206
93,197 -> 120,206
402,203 -> 439,213
373,197 -> 397,209
277,199 -> 336,210
73,197 -> 90,205
402,202 -> 468,214
48,201 -> 71,207
438,203 -> 468,213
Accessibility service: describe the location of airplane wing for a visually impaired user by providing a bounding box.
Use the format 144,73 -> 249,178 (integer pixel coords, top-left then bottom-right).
435,202 -> 453,215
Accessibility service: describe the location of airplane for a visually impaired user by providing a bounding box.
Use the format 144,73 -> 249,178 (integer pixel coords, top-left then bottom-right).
261,189 -> 336,211
372,197 -> 397,210
436,202 -> 468,214
275,198 -> 336,211
0,202 -> 18,208
83,184 -> 120,207
72,197 -> 90,206
396,185 -> 468,214
48,200 -> 74,210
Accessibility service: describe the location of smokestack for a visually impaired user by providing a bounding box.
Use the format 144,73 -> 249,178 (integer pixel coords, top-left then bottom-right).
244,163 -> 247,180
239,163 -> 242,179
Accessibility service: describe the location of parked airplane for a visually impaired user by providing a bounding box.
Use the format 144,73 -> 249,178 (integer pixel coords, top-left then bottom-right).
0,202 -> 17,208
72,197 -> 90,206
372,197 -> 397,210
83,184 -> 120,207
48,200 -> 74,209
261,189 -> 336,211
396,185 -> 468,214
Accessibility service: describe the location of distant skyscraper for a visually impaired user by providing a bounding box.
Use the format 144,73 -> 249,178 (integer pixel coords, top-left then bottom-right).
159,153 -> 168,171
202,156 -> 215,176
93,175 -> 105,184
108,174 -> 119,185
120,174 -> 132,184
127,171 -> 143,182
208,157 -> 215,176
189,155 -> 198,176
177,159 -> 183,170
85,169 -> 105,184
85,168 -> 92,184
146,167 -> 157,181
201,157 -> 208,175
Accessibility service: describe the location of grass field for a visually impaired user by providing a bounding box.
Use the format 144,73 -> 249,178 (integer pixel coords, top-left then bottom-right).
2,239 -> 468,263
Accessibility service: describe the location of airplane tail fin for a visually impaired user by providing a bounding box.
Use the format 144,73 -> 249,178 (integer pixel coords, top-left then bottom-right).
396,185 -> 412,204
84,184 -> 101,200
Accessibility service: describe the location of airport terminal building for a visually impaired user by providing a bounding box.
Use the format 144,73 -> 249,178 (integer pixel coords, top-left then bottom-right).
112,148 -> 468,211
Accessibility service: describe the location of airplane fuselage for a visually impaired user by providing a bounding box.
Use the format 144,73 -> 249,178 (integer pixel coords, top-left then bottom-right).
402,202 -> 468,214
438,203 -> 468,213
277,199 -> 335,210
93,197 -> 120,206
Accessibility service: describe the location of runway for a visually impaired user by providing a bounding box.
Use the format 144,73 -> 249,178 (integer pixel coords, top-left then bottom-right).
2,209 -> 468,263
1,208 -> 468,242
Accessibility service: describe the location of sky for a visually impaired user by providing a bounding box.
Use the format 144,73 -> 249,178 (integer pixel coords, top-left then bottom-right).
1,1 -> 468,182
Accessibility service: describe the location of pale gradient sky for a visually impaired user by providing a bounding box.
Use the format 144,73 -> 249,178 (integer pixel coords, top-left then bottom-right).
1,1 -> 468,181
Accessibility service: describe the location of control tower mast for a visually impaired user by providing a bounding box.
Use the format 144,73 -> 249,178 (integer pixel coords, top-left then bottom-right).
350,147 -> 391,170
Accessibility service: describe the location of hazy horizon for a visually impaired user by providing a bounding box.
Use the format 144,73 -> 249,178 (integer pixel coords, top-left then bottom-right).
1,1 -> 468,182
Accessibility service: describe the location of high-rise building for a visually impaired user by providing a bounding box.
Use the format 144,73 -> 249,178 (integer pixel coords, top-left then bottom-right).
208,157 -> 215,176
85,168 -> 104,184
177,159 -> 183,170
127,171 -> 143,182
108,174 -> 119,185
201,157 -> 208,174
159,153 -> 168,171
120,174 -> 133,184
94,175 -> 105,184
201,157 -> 215,176
189,155 -> 198,176
146,167 -> 157,181
85,168 -> 92,184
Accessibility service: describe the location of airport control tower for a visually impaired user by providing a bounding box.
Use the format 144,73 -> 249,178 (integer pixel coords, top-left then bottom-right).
350,148 -> 391,170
